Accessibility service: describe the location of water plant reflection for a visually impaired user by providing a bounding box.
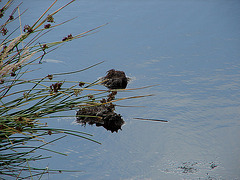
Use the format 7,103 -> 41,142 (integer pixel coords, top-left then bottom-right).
76,91 -> 125,133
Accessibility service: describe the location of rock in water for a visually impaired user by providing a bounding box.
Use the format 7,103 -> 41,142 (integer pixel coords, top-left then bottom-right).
101,69 -> 129,89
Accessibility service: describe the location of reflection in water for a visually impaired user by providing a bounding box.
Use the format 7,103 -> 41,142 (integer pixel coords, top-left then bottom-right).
76,91 -> 125,133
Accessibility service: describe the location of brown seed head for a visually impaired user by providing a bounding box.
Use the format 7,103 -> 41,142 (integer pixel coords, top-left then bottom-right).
44,24 -> 51,29
47,15 -> 54,23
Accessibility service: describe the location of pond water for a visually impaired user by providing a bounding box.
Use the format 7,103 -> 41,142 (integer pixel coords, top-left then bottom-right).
9,0 -> 240,179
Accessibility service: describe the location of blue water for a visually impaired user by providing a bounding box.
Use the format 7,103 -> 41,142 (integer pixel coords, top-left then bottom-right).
7,0 -> 240,179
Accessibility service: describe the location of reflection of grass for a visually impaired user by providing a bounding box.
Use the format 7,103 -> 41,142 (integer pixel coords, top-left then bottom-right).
0,0 -> 108,178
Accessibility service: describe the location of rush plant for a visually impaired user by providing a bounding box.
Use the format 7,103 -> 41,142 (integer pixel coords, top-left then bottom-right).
0,1 -> 151,179
0,0 -> 108,178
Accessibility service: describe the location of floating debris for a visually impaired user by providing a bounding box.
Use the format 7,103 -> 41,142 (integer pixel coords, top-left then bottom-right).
100,69 -> 130,89
210,162 -> 218,169
133,118 -> 168,122
179,162 -> 198,174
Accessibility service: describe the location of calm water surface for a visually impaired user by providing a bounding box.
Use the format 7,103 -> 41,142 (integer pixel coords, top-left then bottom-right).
10,0 -> 240,179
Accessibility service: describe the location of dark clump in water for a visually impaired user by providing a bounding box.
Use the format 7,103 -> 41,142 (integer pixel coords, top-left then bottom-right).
101,69 -> 129,89
76,91 -> 124,133
178,162 -> 198,174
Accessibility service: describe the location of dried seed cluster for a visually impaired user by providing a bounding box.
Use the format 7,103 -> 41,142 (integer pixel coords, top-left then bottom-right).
62,34 -> 73,41
23,25 -> 33,33
50,82 -> 63,92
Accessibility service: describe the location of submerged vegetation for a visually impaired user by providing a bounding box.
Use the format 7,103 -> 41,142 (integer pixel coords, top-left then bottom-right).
0,0 -> 152,179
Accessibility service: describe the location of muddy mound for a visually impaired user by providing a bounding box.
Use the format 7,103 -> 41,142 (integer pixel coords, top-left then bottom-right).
100,69 -> 129,89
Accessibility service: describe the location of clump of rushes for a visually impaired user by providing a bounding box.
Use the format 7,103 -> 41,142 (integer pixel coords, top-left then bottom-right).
0,0 -> 152,179
0,0 -> 109,179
